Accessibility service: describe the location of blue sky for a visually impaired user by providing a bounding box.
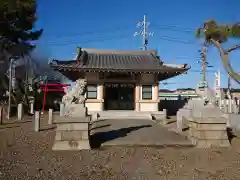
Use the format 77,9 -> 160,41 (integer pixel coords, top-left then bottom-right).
35,0 -> 240,90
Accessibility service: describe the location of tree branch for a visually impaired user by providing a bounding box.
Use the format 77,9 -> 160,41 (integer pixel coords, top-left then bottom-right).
228,44 -> 240,53
211,39 -> 240,84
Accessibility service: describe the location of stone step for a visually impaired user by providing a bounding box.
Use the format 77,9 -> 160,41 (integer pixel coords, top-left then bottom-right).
97,111 -> 153,120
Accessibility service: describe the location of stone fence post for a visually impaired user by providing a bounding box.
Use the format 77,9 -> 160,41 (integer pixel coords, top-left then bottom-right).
30,102 -> 34,114
48,109 -> 53,124
17,103 -> 23,120
34,111 -> 40,132
60,103 -> 64,116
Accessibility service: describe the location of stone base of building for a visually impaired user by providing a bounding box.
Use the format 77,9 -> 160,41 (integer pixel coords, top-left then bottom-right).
188,117 -> 230,148
52,116 -> 91,151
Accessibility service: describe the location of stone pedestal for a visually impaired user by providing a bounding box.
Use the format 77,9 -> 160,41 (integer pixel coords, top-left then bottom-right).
53,78 -> 90,150
188,117 -> 230,148
65,104 -> 87,117
188,104 -> 230,148
52,116 -> 91,150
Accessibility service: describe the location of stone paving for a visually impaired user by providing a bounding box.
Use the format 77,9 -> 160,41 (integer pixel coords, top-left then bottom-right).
90,118 -> 192,148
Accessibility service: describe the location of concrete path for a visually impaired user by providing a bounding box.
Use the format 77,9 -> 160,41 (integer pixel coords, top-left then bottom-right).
90,119 -> 192,148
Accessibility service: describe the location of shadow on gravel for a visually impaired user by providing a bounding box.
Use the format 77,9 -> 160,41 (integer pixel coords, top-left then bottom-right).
90,125 -> 152,149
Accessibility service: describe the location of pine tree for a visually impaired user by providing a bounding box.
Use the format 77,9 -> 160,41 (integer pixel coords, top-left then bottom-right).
0,0 -> 43,112
196,20 -> 240,84
0,0 -> 43,56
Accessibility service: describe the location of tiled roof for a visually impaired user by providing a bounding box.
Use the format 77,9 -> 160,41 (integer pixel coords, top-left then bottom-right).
50,48 -> 189,74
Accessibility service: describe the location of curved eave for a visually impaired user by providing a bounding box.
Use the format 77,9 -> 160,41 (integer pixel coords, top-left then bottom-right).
158,67 -> 189,81
50,64 -> 189,72
50,64 -> 190,81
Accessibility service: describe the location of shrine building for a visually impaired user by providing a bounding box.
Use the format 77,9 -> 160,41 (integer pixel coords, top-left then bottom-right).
50,47 -> 189,112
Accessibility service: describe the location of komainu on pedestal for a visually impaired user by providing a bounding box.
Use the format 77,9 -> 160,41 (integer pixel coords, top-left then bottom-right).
52,78 -> 91,151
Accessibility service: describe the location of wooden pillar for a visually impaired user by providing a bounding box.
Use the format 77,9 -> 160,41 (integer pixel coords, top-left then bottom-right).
135,74 -> 141,111
154,83 -> 159,101
153,75 -> 159,111
135,84 -> 140,111
98,83 -> 104,111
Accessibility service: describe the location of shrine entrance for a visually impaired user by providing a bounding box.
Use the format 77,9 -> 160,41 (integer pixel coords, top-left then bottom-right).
104,83 -> 135,110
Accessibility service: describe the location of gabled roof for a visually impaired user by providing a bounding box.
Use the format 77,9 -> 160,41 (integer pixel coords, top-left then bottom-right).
50,47 -> 189,75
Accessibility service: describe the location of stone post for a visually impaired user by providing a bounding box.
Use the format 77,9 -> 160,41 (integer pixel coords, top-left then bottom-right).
176,111 -> 183,132
0,107 -> 3,124
34,111 -> 40,132
162,109 -> 168,124
30,103 -> 34,114
48,109 -> 53,124
17,103 -> 23,120
60,103 -> 64,116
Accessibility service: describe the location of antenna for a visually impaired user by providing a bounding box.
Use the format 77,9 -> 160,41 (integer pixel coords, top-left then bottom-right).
134,15 -> 154,50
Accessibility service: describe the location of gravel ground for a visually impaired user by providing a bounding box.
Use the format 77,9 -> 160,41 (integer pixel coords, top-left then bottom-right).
1,120 -> 240,180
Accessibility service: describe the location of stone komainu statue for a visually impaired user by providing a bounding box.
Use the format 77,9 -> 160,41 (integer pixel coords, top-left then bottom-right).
62,78 -> 87,108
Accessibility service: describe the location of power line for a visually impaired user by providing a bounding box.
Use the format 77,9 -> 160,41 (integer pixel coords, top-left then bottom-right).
43,33 -> 199,47
157,36 -> 198,45
43,27 -> 133,40
151,23 -> 195,32
45,34 -> 131,46
40,22 -> 196,40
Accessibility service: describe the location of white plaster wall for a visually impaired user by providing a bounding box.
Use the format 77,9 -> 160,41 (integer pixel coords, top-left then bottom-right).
139,102 -> 158,111
85,102 -> 102,112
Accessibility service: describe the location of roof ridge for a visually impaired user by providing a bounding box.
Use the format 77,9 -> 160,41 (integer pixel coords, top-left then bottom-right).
81,48 -> 157,55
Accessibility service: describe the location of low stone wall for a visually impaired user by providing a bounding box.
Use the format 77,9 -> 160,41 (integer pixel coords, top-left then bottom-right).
188,117 -> 230,148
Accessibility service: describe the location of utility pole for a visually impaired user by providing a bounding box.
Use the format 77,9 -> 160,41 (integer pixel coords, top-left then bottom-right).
134,15 -> 154,50
214,70 -> 221,98
227,74 -> 231,99
201,47 -> 207,85
197,46 -> 208,88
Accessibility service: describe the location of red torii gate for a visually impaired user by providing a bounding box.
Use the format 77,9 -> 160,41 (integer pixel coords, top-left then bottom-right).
40,83 -> 70,115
